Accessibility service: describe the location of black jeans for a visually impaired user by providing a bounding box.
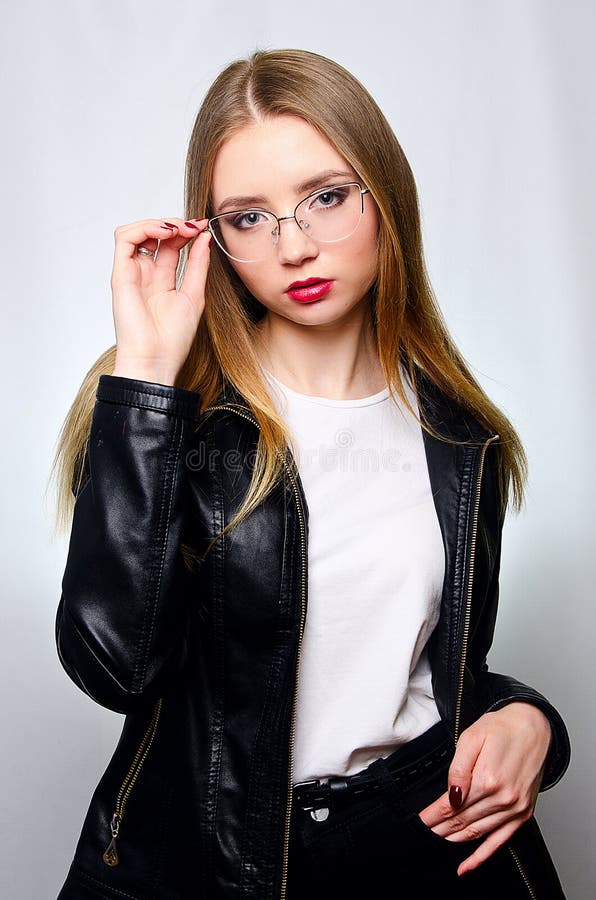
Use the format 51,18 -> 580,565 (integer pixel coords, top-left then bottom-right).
286,719 -> 566,899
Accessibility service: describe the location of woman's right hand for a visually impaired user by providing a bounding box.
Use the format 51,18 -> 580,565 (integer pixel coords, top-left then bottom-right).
109,217 -> 213,385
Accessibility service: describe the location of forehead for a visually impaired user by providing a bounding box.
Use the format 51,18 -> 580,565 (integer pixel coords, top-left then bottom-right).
211,115 -> 355,205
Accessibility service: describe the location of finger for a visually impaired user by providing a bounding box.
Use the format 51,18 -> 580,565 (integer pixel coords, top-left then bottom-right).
148,218 -> 210,274
418,791 -> 457,829
448,729 -> 486,807
420,801 -> 504,839
177,224 -> 212,307
147,219 -> 210,297
113,219 -> 207,276
113,219 -> 179,261
148,217 -> 210,255
439,804 -> 530,842
457,818 -> 524,877
430,784 -> 531,837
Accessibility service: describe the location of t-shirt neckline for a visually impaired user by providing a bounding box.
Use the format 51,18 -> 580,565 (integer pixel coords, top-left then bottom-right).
261,367 -> 391,408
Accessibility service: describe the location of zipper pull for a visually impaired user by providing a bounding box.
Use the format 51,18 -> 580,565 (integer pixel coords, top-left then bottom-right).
102,813 -> 121,866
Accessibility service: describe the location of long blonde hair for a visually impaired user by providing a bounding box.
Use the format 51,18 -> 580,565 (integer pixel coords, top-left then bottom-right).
49,47 -> 527,552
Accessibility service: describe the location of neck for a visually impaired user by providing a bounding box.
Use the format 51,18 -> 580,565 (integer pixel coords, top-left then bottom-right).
253,300 -> 386,401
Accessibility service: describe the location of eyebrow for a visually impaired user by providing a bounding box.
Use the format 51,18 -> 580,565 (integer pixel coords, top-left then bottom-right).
215,169 -> 356,214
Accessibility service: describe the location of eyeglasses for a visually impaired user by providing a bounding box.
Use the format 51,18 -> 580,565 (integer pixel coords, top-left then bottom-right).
207,181 -> 371,263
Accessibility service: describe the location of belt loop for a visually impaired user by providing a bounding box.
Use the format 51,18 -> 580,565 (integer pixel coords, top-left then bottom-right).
365,757 -> 412,818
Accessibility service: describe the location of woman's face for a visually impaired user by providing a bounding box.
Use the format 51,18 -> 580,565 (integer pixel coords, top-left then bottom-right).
209,114 -> 379,328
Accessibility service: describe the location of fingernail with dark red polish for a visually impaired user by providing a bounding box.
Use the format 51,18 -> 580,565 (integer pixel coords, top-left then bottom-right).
449,785 -> 463,809
163,222 -> 177,228
184,221 -> 199,229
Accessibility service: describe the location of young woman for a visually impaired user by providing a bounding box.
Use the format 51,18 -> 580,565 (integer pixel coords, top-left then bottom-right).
52,48 -> 570,899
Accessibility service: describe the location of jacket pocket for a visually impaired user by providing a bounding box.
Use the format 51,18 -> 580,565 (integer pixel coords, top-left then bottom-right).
102,696 -> 163,867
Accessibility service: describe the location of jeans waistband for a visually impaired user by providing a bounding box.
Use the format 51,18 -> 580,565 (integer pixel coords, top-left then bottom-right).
292,719 -> 454,814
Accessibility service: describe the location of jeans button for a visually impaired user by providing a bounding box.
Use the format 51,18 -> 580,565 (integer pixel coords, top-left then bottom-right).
310,807 -> 330,821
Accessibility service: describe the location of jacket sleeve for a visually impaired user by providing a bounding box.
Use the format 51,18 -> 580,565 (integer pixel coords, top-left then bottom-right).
55,374 -> 202,714
469,445 -> 571,792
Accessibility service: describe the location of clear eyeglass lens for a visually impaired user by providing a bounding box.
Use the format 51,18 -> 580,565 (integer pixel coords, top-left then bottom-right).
212,183 -> 364,262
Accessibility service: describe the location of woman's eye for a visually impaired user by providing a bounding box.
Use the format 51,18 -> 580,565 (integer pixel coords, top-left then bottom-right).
309,188 -> 346,211
232,211 -> 266,229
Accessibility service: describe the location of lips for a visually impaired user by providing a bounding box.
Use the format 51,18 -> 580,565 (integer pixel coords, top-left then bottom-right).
286,277 -> 329,291
285,279 -> 334,303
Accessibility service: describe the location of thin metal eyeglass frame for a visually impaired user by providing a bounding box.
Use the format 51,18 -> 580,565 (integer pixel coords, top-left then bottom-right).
206,182 -> 371,263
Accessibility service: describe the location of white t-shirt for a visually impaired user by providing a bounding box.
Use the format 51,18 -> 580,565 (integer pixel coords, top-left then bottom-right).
261,367 -> 444,784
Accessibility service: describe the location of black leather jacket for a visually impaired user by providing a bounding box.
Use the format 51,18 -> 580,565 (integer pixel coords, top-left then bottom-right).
55,369 -> 570,900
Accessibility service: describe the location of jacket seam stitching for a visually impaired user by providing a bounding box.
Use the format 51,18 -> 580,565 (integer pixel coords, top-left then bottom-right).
449,446 -> 474,726
71,864 -> 144,899
99,386 -> 186,401
144,415 -> 185,685
97,377 -> 198,405
239,473 -> 296,897
97,393 -> 198,418
132,416 -> 183,692
239,607 -> 291,893
202,422 -> 226,892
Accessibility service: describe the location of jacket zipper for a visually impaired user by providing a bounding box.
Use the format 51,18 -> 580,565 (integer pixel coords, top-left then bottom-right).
102,696 -> 163,866
452,436 -> 538,899
277,452 -> 307,900
508,844 -> 538,899
205,404 -> 307,900
453,433 -> 500,742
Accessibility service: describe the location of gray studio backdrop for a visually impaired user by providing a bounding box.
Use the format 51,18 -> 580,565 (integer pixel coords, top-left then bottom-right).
2,1 -> 593,897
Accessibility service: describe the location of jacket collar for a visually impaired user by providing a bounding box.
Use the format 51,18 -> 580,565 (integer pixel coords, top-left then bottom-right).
413,367 -> 495,443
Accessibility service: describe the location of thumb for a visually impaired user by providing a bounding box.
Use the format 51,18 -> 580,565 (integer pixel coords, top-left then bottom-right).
447,729 -> 483,809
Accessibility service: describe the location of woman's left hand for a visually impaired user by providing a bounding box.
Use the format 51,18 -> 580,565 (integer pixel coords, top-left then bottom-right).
418,702 -> 552,877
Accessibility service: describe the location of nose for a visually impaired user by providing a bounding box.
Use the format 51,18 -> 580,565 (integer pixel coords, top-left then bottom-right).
274,216 -> 318,265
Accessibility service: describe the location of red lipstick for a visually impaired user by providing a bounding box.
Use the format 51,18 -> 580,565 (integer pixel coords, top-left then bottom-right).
285,277 -> 334,303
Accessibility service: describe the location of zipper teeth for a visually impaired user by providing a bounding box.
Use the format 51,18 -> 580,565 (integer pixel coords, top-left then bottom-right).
278,458 -> 306,900
454,433 -> 500,742
115,697 -> 163,819
508,844 -> 538,899
206,404 -> 306,900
